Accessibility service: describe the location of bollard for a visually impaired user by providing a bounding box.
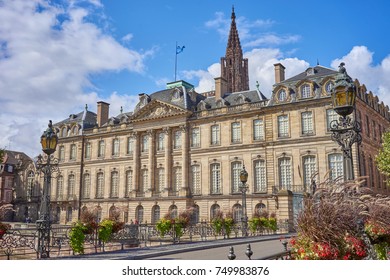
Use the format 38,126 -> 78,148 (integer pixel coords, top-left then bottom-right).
245,244 -> 253,260
228,246 -> 236,260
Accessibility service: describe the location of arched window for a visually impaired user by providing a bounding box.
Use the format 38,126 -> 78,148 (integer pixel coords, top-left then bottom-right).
82,173 -> 90,199
231,161 -> 243,193
125,170 -> 133,197
151,205 -> 160,224
210,163 -> 221,194
232,204 -> 242,223
66,206 -> 73,223
191,205 -> 200,224
27,171 -> 35,199
68,174 -> 75,199
96,172 -> 104,198
254,160 -> 266,192
110,171 -> 119,198
210,204 -> 220,220
109,206 -> 119,221
56,176 -> 63,200
61,127 -> 67,137
255,203 -> 267,215
135,205 -> 144,223
277,89 -> 286,101
169,205 -> 178,219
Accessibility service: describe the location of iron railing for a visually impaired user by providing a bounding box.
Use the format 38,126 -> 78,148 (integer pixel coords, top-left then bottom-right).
0,220 -> 290,260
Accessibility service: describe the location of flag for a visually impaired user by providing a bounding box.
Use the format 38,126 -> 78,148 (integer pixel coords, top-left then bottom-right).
176,45 -> 185,54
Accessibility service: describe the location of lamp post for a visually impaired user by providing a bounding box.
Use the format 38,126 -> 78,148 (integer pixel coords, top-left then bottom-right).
330,63 -> 362,181
36,120 -> 58,259
239,165 -> 249,237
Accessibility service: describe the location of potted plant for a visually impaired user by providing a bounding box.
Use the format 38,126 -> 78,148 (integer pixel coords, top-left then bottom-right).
69,221 -> 88,254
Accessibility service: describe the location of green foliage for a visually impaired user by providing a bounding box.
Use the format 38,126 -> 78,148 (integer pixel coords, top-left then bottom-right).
211,211 -> 236,237
98,219 -> 114,243
155,218 -> 172,237
69,221 -> 87,254
248,215 -> 277,233
376,131 -> 390,178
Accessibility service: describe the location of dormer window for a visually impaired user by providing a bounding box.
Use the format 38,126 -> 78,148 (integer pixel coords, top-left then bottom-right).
278,89 -> 287,101
306,68 -> 315,76
301,84 -> 311,99
172,89 -> 181,100
325,81 -> 333,94
138,94 -> 150,108
216,99 -> 223,108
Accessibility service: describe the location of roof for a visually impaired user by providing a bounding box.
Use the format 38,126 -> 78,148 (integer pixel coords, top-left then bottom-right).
281,65 -> 338,84
54,109 -> 97,129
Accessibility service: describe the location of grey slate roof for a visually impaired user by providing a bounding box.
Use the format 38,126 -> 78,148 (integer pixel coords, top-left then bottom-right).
54,110 -> 97,129
281,65 -> 338,84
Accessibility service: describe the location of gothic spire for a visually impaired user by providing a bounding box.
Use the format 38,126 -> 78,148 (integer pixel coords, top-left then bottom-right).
221,7 -> 249,93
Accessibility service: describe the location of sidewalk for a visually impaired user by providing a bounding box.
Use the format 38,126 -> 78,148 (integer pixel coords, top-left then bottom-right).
54,234 -> 292,260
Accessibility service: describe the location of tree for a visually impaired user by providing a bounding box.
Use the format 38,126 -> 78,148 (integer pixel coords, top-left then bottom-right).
0,149 -> 4,163
375,131 -> 390,178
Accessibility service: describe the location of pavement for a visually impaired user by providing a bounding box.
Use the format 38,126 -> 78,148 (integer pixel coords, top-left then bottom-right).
54,233 -> 293,260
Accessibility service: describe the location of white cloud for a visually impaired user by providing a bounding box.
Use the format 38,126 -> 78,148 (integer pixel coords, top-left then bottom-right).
331,46 -> 390,106
0,0 -> 147,157
182,63 -> 220,92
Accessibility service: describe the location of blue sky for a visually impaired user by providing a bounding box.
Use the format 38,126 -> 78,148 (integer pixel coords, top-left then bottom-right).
1,0 -> 390,157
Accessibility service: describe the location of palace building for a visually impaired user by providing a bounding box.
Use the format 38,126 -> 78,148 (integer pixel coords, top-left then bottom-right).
12,9 -> 390,227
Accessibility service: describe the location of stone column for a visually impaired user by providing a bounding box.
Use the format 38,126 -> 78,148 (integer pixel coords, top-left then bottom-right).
163,127 -> 171,197
180,124 -> 189,197
146,129 -> 154,198
131,132 -> 139,198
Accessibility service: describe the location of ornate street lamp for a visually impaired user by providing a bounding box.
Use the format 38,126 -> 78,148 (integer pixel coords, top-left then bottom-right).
330,63 -> 362,181
239,165 -> 249,237
36,120 -> 59,259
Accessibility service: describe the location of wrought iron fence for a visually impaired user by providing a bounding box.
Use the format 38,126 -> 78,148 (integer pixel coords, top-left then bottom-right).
0,220 -> 289,260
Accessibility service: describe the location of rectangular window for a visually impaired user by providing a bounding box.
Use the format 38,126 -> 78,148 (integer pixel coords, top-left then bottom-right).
173,167 -> 182,192
140,169 -> 148,193
326,109 -> 338,132
157,133 -> 165,151
59,146 -> 65,162
191,165 -> 201,195
70,144 -> 77,160
303,156 -> 316,187
278,115 -> 289,137
96,173 -> 104,198
254,160 -> 266,192
98,140 -> 105,158
253,119 -> 264,141
231,162 -> 243,193
125,170 -> 133,197
210,163 -> 221,194
231,122 -> 242,143
174,130 -> 182,149
127,137 -> 133,154
366,115 -> 370,137
211,125 -> 220,145
301,111 -> 314,135
85,143 -> 91,159
110,172 -> 119,198
329,154 -> 344,181
157,168 -> 165,192
141,135 -> 149,153
191,127 -> 200,148
82,174 -> 90,199
279,157 -> 292,187
112,138 -> 120,156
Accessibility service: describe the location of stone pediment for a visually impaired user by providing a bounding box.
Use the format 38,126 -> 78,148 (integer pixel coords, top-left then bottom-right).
132,100 -> 190,121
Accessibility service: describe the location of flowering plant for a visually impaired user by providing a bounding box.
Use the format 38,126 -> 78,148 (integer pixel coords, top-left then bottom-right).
365,220 -> 390,243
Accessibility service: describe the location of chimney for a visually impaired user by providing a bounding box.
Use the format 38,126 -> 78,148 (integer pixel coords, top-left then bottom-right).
274,63 -> 286,84
214,77 -> 228,100
97,101 -> 110,127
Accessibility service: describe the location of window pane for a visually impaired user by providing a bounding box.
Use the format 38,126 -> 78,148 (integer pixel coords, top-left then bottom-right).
231,162 -> 242,193
302,112 -> 313,135
278,115 -> 289,137
254,160 -> 266,192
210,163 -> 221,194
279,158 -> 291,187
253,119 -> 264,141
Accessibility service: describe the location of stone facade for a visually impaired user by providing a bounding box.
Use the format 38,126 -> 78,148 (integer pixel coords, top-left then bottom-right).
11,10 -> 390,226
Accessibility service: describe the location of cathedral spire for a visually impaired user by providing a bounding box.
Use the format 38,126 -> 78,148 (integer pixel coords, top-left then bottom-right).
220,7 -> 249,93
